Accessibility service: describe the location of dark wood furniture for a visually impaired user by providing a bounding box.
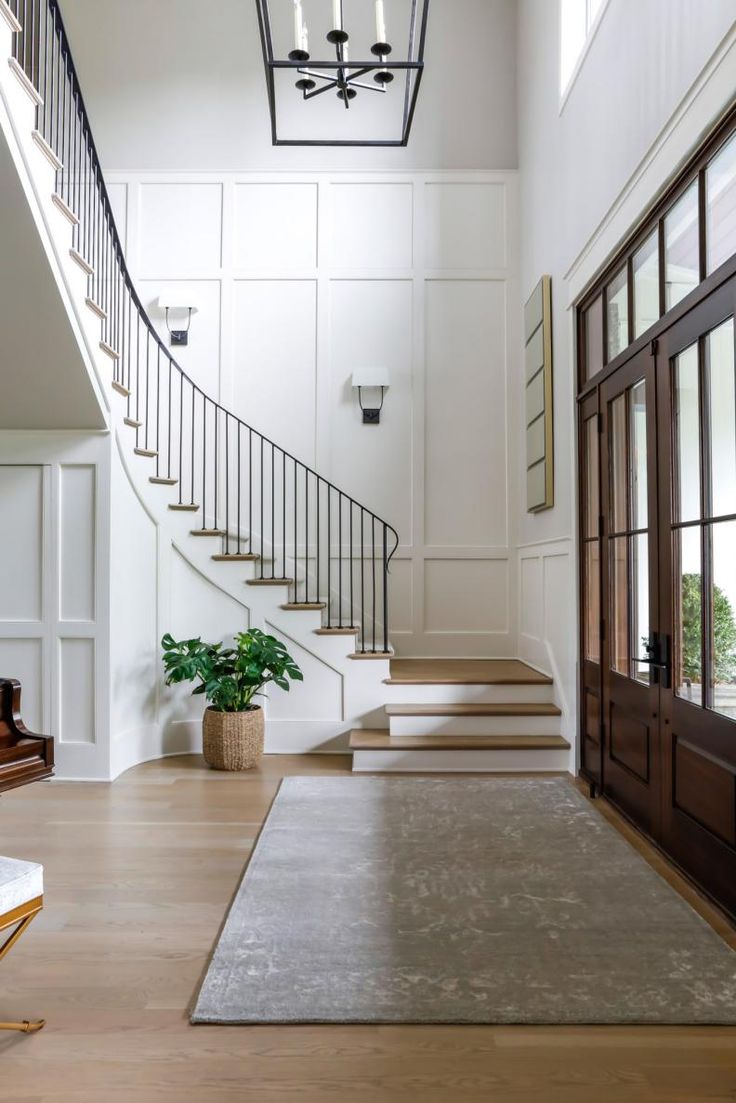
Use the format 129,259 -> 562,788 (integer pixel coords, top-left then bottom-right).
0,679 -> 54,795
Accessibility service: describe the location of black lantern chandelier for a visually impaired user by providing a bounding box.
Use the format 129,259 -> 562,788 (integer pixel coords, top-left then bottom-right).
255,0 -> 430,146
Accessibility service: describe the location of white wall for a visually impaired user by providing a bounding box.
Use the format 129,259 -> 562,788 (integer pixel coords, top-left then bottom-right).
0,433 -> 111,779
59,0 -> 518,173
515,0 -> 736,747
106,170 -> 519,657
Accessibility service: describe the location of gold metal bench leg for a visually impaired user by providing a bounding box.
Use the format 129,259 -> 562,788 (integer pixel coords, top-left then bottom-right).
0,896 -> 45,1034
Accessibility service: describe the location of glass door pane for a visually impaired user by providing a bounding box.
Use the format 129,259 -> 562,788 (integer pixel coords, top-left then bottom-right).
610,536 -> 629,674
706,132 -> 736,275
674,526 -> 703,705
673,342 -> 701,523
633,231 -> 660,339
710,521 -> 736,717
665,181 -> 700,310
707,319 -> 736,518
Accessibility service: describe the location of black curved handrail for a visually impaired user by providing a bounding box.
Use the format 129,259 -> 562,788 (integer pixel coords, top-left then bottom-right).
8,0 -> 399,653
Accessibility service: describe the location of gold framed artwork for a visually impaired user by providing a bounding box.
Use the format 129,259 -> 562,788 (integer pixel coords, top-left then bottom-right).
524,276 -> 554,512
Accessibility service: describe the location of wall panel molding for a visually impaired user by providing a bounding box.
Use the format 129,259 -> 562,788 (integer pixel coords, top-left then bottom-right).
107,170 -> 518,656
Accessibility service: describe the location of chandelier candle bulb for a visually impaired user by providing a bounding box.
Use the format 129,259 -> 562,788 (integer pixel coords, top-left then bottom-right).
332,0 -> 342,32
293,0 -> 302,49
375,0 -> 387,44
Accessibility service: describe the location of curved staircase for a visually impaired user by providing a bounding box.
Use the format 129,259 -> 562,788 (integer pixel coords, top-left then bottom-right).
0,0 -> 569,774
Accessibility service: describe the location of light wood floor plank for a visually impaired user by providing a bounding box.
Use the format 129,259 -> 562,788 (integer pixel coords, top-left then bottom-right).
0,754 -> 733,1102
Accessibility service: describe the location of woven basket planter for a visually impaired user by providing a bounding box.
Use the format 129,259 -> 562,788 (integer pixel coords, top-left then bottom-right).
202,706 -> 264,771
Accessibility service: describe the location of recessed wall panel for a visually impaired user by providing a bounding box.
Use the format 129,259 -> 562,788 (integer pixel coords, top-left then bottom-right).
424,559 -> 508,634
329,279 -> 413,537
424,182 -> 506,269
232,280 -> 317,466
388,559 -> 413,635
425,281 -> 507,547
330,184 -> 413,269
0,638 -> 42,732
520,555 -> 542,639
59,638 -> 95,744
59,465 -> 95,622
139,183 -> 223,274
234,183 -> 317,269
0,466 -> 43,621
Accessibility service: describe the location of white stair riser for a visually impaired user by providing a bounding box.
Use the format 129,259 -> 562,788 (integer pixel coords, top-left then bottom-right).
388,714 -> 560,737
352,748 -> 570,773
383,683 -> 554,706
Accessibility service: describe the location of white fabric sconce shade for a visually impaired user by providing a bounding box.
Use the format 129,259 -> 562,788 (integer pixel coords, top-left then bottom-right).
156,293 -> 200,315
351,368 -> 391,390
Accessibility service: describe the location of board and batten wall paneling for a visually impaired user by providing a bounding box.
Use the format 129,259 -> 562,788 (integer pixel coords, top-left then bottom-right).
0,437 -> 111,778
109,171 -> 518,656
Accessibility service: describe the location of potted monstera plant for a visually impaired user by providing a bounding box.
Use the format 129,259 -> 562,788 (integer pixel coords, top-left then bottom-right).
161,629 -> 303,771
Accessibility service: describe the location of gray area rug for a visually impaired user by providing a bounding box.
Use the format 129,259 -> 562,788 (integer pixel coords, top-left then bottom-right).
192,776 -> 736,1024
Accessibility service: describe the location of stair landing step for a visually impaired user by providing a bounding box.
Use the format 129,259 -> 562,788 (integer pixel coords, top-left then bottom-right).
385,659 -> 552,686
386,702 -> 561,718
350,731 -> 570,752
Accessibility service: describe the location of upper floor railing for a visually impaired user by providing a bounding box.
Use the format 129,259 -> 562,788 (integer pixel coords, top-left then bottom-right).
6,0 -> 399,653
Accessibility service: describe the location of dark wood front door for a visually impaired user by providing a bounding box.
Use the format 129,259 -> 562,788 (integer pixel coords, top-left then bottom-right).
584,275 -> 736,919
600,351 -> 663,837
656,276 -> 736,916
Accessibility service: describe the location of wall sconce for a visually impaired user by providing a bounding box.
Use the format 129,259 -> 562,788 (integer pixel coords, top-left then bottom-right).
156,293 -> 200,347
352,368 -> 390,424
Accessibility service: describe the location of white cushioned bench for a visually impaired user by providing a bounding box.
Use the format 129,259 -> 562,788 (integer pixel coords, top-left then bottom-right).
0,854 -> 45,1033
0,856 -> 43,914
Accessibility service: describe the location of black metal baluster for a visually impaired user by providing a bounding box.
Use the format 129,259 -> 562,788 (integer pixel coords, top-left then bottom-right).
360,509 -> 365,652
349,501 -> 354,635
270,443 -> 275,577
201,394 -> 207,528
224,414 -> 230,554
338,494 -> 343,628
383,523 -> 389,655
282,450 -> 286,582
372,515 -> 376,653
326,486 -> 331,627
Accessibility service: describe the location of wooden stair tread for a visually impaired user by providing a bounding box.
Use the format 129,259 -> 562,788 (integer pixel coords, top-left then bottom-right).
350,731 -> 570,751
85,297 -> 106,320
111,381 -> 129,397
70,248 -> 94,276
385,659 -> 553,686
100,340 -> 120,360
123,416 -> 142,428
169,503 -> 198,511
211,553 -> 259,562
149,476 -> 177,486
247,578 -> 294,586
315,627 -> 359,635
134,448 -> 157,458
281,602 -> 326,611
51,192 -> 78,225
385,702 -> 561,717
190,529 -> 224,536
349,651 -> 393,660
